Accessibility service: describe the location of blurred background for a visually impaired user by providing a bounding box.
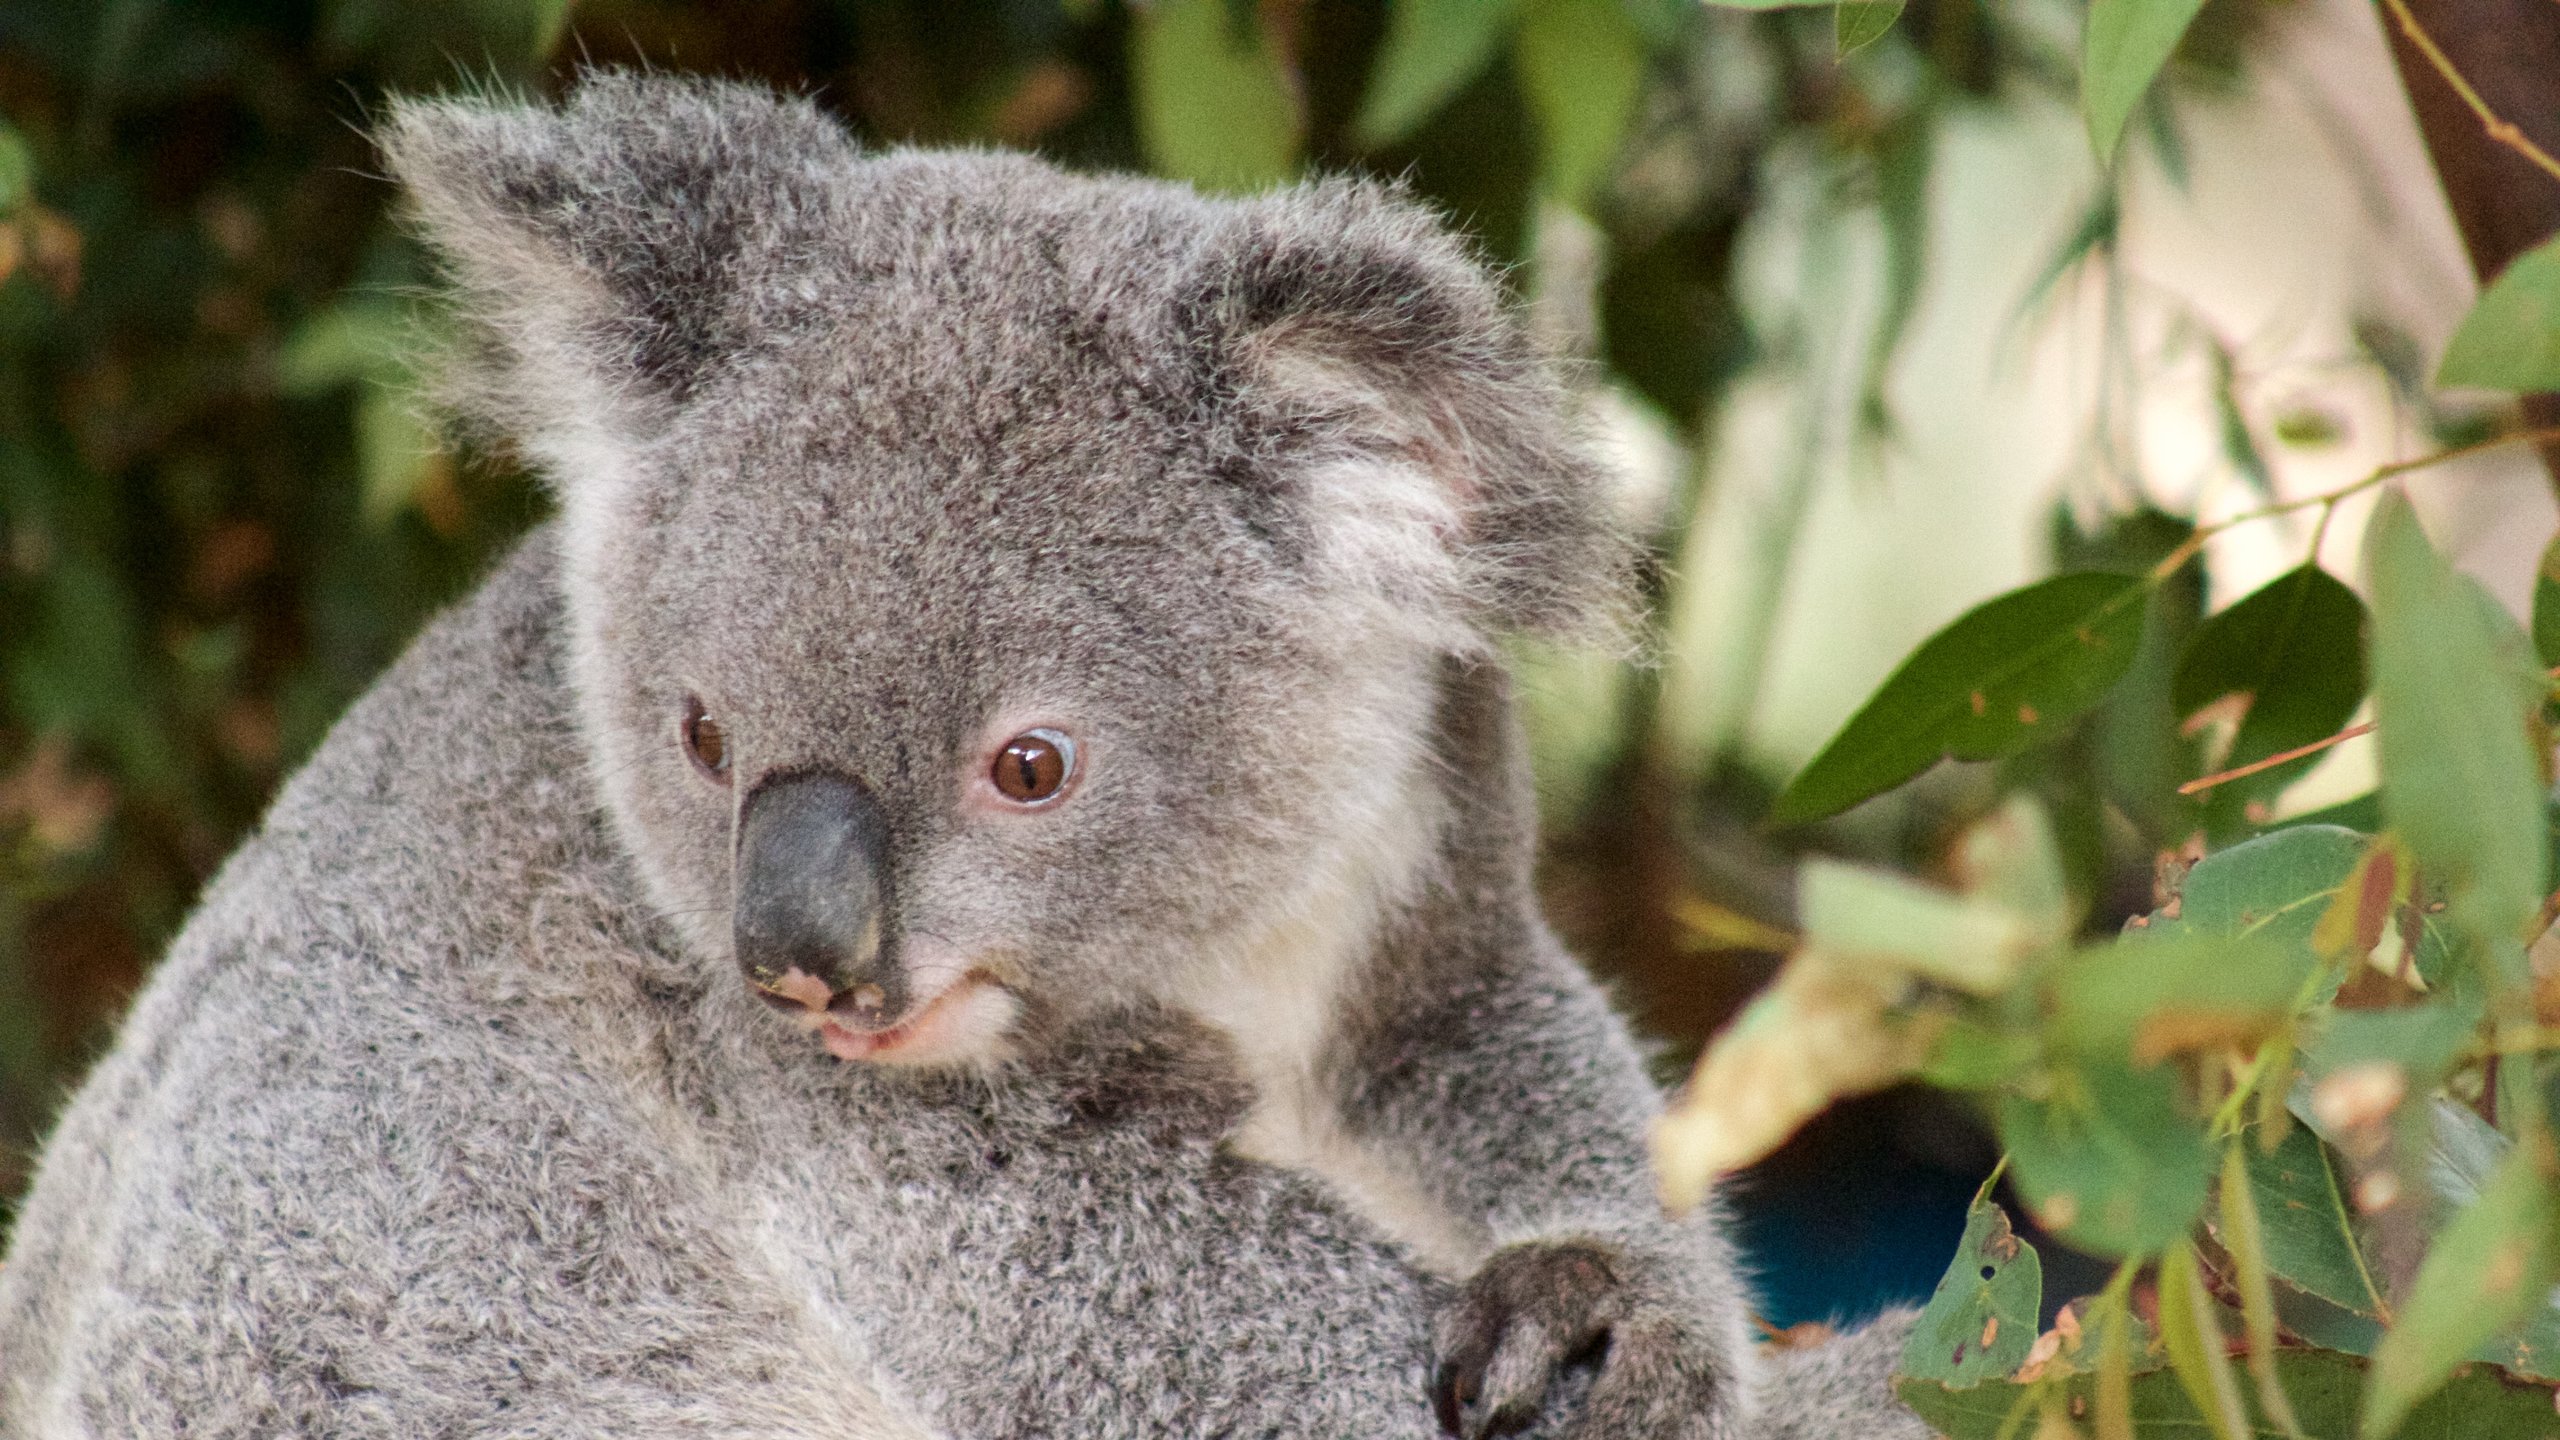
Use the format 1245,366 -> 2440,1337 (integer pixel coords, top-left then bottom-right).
0,0 -> 2544,1326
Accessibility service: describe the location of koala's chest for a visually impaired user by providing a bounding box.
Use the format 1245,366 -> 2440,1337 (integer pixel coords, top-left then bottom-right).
1182,926 -> 1488,1279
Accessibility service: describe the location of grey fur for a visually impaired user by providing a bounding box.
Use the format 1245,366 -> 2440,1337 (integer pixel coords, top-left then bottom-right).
0,75 -> 1932,1440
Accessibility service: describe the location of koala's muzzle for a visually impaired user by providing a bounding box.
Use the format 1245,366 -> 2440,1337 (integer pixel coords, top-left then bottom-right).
733,771 -> 907,1027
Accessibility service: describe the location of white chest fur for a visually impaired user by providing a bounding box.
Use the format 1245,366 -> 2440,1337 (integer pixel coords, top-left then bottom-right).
1179,778 -> 1488,1279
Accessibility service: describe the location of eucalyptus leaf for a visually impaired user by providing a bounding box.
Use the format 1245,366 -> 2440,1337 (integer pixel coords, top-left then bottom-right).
2437,235 -> 2560,393
1897,1345 -> 2560,1440
2081,0 -> 2208,164
2139,824 -> 2365,957
1834,0 -> 1903,57
2366,492 -> 2547,954
2364,1143 -> 2559,1439
2531,533 -> 2560,671
2047,932 -> 2307,1063
2236,1121 -> 2388,1321
1351,0 -> 1522,147
1770,573 -> 2151,827
1131,0 -> 1301,191
0,121 -> 33,213
1897,1194 -> 2042,1386
2174,565 -> 2369,827
1514,0 -> 1647,205
2158,1240 -> 2251,1440
1999,1055 -> 2212,1258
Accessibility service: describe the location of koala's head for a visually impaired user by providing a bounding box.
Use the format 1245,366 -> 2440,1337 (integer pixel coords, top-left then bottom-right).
384,75 -> 1627,1068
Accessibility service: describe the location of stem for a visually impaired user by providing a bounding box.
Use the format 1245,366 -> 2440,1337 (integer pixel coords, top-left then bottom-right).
2177,722 -> 2376,796
2378,0 -> 2560,185
2145,424 -> 2560,584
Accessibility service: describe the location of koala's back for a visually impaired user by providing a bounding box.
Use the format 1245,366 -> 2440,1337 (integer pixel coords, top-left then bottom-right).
0,538 -> 917,1439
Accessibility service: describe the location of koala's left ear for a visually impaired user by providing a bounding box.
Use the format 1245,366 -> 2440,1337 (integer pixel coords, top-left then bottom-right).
1181,179 -> 1635,644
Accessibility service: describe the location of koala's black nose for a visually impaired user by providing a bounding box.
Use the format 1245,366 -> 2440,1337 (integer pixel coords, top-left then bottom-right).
732,770 -> 906,1027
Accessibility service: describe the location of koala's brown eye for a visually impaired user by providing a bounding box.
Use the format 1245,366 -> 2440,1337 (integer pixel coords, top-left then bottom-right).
992,728 -> 1075,806
682,699 -> 731,783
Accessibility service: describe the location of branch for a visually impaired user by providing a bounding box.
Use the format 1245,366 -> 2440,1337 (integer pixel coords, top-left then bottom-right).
2177,722 -> 2375,796
2378,0 -> 2560,185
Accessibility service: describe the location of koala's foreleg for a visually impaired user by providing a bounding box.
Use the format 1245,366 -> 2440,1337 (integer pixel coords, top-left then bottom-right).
1331,938 -> 1755,1440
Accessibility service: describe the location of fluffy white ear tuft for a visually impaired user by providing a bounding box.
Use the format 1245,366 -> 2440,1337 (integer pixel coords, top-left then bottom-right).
375,73 -> 857,479
1186,179 -> 1636,648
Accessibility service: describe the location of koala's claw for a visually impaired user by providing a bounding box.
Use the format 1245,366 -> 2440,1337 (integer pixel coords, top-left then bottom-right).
1433,1239 -> 1729,1440
1432,1242 -> 1616,1438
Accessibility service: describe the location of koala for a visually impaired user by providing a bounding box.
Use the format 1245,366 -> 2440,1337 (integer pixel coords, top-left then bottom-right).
0,75 -> 1932,1440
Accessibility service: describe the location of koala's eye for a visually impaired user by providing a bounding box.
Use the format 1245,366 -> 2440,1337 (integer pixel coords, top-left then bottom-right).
991,728 -> 1076,807
682,698 -> 731,784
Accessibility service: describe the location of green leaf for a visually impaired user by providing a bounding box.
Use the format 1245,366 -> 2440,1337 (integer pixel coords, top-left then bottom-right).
2048,933 -> 2310,1062
1999,1055 -> 2212,1257
1770,573 -> 2152,827
2209,338 -> 2278,504
1898,1194 -> 2043,1385
525,0 -> 572,56
1897,1345 -> 2560,1440
353,386 -> 442,529
1919,1018 -> 2040,1089
2437,235 -> 2560,393
2364,1142 -> 2559,1438
2220,1143 -> 2315,1438
1131,0 -> 1302,191
2081,0 -> 2209,164
1799,859 -> 2043,993
2159,1239 -> 2252,1440
1694,0 -> 1833,8
2366,493 -> 2548,953
1351,0 -> 1522,148
2173,564 -> 2369,828
2142,824 -> 2367,956
0,120 -> 34,214
2239,1121 -> 2390,1321
277,302 -> 414,395
1514,0 -> 1648,205
2531,533 -> 2560,671
1835,0 -> 1903,57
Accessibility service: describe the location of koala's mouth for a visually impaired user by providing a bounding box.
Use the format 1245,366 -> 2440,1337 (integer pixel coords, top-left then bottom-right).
815,971 -> 1017,1066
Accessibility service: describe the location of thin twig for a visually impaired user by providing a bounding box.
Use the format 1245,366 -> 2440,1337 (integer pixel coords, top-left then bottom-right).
2147,425 -> 2560,583
2178,722 -> 2376,795
2378,0 -> 2560,185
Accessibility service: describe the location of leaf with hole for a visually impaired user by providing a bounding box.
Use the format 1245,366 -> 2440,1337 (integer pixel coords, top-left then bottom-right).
1770,573 -> 2151,826
1898,1193 -> 2042,1386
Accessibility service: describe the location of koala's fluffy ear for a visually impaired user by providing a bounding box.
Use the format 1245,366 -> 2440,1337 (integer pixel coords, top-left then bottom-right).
378,73 -> 854,448
1183,179 -> 1635,644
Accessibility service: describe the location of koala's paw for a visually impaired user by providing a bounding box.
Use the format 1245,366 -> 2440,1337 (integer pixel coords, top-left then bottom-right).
1431,1238 -> 1738,1440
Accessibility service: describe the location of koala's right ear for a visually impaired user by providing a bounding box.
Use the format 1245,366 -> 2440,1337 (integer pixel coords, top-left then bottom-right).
1180,179 -> 1636,649
378,73 -> 855,450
